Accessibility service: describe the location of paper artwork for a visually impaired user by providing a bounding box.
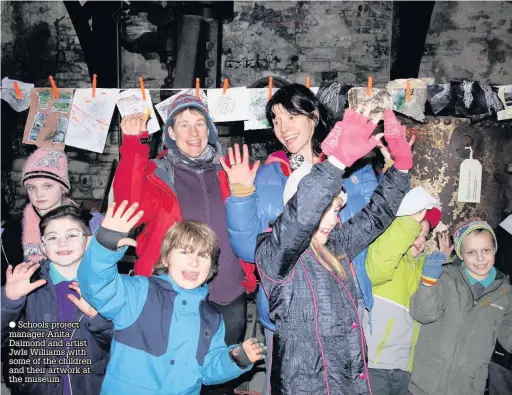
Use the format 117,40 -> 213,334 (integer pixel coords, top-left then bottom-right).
387,78 -> 434,122
155,89 -> 208,123
23,88 -> 74,149
65,88 -> 120,153
348,87 -> 392,124
244,88 -> 280,131
117,89 -> 159,134
207,87 -> 250,122
497,85 -> 512,121
1,77 -> 34,112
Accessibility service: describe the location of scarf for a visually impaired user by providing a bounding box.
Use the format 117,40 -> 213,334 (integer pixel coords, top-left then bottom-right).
163,142 -> 222,173
22,198 -> 75,263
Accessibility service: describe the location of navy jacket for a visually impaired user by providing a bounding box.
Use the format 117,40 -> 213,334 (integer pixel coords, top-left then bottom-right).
1,260 -> 113,395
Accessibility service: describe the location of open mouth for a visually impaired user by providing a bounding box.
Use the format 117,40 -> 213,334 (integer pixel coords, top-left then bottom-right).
56,250 -> 73,256
187,140 -> 202,148
318,228 -> 332,236
473,263 -> 488,270
284,134 -> 299,146
182,271 -> 199,281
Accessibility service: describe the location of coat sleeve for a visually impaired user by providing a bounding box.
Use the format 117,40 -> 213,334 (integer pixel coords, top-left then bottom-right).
201,320 -> 251,385
255,160 -> 345,281
366,216 -> 421,286
225,165 -> 286,263
330,166 -> 410,261
409,272 -> 447,324
497,296 -> 512,353
113,133 -> 155,227
1,287 -> 26,345
81,313 -> 114,351
77,237 -> 149,330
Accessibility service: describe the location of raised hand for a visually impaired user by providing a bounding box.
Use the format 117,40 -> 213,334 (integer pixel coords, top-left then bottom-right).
98,201 -> 144,249
5,262 -> 47,300
219,143 -> 260,186
120,113 -> 147,136
383,109 -> 415,170
68,282 -> 98,318
229,337 -> 266,368
437,232 -> 453,257
321,109 -> 382,168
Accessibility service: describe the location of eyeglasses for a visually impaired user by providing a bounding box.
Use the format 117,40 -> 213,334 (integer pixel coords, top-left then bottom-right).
41,231 -> 85,246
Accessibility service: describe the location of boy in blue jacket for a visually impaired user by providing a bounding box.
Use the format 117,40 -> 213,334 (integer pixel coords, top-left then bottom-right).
78,201 -> 265,395
1,205 -> 113,395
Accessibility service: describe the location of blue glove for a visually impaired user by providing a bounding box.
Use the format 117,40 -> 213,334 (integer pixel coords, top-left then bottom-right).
89,212 -> 105,234
421,251 -> 447,286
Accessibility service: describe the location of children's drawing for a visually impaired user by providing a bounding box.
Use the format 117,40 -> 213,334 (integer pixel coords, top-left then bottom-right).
28,112 -> 47,141
52,92 -> 73,113
348,87 -> 392,124
0,77 -> 34,112
37,89 -> 51,109
387,78 -> 433,122
497,85 -> 512,120
65,88 -> 120,153
155,89 -> 208,123
207,87 -> 249,122
117,89 -> 159,134
23,88 -> 74,150
244,88 -> 280,131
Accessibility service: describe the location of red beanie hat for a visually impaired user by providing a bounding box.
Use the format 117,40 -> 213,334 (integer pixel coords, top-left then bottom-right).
424,207 -> 442,230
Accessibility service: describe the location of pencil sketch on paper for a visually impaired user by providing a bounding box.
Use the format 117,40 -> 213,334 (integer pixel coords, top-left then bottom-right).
207,87 -> 249,123
155,89 -> 208,123
65,88 -> 120,153
117,89 -> 159,134
244,88 -> 279,131
348,87 -> 392,124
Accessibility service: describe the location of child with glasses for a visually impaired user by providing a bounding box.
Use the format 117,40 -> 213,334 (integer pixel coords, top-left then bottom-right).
1,205 -> 113,395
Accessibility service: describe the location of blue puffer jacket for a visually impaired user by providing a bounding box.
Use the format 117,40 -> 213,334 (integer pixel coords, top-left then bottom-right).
225,153 -> 378,330
78,238 -> 251,395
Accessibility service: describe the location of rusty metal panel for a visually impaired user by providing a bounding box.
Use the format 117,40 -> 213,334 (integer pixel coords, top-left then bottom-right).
407,116 -> 512,239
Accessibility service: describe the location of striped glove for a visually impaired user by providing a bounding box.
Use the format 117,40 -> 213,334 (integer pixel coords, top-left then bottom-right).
421,251 -> 447,286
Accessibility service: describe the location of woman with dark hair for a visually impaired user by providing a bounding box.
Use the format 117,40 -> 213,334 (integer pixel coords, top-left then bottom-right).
223,83 -> 379,394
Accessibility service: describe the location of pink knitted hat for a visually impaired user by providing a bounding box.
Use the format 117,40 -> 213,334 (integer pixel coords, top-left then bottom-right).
22,148 -> 70,191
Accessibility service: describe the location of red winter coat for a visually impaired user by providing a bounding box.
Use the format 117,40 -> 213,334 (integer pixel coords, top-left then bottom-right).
113,132 -> 256,292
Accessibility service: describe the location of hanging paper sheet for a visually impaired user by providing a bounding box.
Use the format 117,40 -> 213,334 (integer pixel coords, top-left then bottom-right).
244,88 -> 280,131
155,89 -> 208,123
117,89 -> 159,134
497,85 -> 512,121
387,78 -> 434,122
65,88 -> 120,153
1,77 -> 34,112
22,88 -> 74,150
348,87 -> 392,124
207,87 -> 250,122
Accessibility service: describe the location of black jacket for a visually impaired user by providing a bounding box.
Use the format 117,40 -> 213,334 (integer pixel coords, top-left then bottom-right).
255,162 -> 410,395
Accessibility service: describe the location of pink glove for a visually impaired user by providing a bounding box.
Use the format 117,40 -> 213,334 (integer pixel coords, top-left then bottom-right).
321,109 -> 380,167
384,109 -> 413,170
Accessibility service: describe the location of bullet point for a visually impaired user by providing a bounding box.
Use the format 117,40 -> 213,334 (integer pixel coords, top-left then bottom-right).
9,321 -> 16,328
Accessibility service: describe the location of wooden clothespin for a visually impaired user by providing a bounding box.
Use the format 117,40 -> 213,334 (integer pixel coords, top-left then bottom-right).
406,81 -> 411,102
367,76 -> 373,97
92,74 -> 97,98
49,76 -> 60,100
306,76 -> 311,89
139,76 -> 146,101
222,78 -> 229,95
13,81 -> 23,100
195,78 -> 200,99
143,107 -> 151,122
268,77 -> 273,100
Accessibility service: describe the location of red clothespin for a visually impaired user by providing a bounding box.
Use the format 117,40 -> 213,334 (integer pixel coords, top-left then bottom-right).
139,76 -> 146,101
306,76 -> 311,89
406,81 -> 411,102
268,77 -> 273,100
13,81 -> 23,100
49,76 -> 60,100
222,78 -> 229,95
195,78 -> 200,99
92,74 -> 97,98
367,76 -> 373,97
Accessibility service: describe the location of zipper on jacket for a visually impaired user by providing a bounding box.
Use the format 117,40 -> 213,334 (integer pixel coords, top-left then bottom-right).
65,313 -> 84,395
374,317 -> 394,364
408,321 -> 420,372
198,173 -> 211,223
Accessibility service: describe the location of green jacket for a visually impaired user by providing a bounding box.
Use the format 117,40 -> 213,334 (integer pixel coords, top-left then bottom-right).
364,216 -> 425,372
409,264 -> 512,395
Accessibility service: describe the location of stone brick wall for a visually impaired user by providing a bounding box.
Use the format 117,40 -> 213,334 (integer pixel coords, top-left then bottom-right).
1,1 -> 119,213
222,1 -> 393,87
